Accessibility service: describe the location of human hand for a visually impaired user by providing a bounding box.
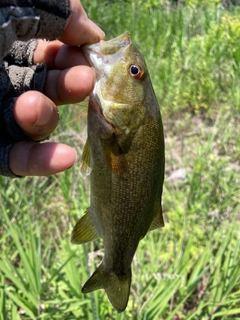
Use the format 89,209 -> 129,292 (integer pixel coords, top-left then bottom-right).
9,0 -> 104,177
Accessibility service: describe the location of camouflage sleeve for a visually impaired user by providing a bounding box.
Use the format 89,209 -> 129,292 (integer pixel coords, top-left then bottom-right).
0,0 -> 71,177
0,0 -> 70,59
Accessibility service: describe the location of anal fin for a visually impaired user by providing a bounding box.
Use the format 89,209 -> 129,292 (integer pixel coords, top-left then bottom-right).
71,208 -> 98,244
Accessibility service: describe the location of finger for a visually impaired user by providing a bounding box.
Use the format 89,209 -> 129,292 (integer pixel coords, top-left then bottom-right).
43,65 -> 94,105
60,0 -> 105,46
33,40 -> 89,69
9,142 -> 76,176
14,91 -> 59,141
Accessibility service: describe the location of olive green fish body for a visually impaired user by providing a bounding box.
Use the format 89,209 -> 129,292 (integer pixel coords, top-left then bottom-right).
71,32 -> 164,313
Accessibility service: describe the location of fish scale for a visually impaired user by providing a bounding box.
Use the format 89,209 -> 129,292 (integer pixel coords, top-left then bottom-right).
71,32 -> 165,313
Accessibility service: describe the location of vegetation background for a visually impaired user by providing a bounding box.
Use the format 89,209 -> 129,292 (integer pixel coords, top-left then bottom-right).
0,0 -> 240,319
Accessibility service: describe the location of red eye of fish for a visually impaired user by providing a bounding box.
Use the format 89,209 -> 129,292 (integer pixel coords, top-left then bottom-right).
129,64 -> 144,79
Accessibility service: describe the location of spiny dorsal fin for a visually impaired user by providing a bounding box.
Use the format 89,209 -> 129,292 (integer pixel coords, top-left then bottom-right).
71,208 -> 99,244
80,139 -> 92,177
82,263 -> 131,313
148,205 -> 164,231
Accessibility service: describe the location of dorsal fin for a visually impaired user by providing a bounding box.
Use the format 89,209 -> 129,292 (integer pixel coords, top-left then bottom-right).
148,205 -> 164,231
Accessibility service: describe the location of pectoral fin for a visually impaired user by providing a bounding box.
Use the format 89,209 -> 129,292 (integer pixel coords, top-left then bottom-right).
149,205 -> 164,231
71,208 -> 99,244
103,142 -> 128,176
80,139 -> 92,177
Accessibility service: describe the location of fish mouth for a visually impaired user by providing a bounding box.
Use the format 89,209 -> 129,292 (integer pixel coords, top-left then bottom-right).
82,32 -> 132,77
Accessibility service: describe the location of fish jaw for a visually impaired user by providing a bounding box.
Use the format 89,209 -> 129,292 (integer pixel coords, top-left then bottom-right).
82,32 -> 132,73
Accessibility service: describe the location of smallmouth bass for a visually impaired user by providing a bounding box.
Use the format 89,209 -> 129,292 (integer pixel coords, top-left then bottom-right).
71,32 -> 165,313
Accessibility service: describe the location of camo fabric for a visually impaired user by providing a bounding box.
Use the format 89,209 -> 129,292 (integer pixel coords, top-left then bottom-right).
0,0 -> 70,177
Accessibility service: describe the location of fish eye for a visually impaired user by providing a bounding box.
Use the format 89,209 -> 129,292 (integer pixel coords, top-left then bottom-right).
129,64 -> 144,79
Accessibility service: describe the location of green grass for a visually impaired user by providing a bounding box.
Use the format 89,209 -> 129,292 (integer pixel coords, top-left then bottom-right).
1,1 -> 240,319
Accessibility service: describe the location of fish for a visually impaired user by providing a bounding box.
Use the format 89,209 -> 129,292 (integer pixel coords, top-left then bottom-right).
71,32 -> 165,313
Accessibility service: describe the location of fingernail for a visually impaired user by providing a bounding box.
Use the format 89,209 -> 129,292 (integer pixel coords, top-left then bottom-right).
88,19 -> 105,41
36,98 -> 55,126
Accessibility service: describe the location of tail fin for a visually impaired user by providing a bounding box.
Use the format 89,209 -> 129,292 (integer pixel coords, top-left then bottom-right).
82,263 -> 131,313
